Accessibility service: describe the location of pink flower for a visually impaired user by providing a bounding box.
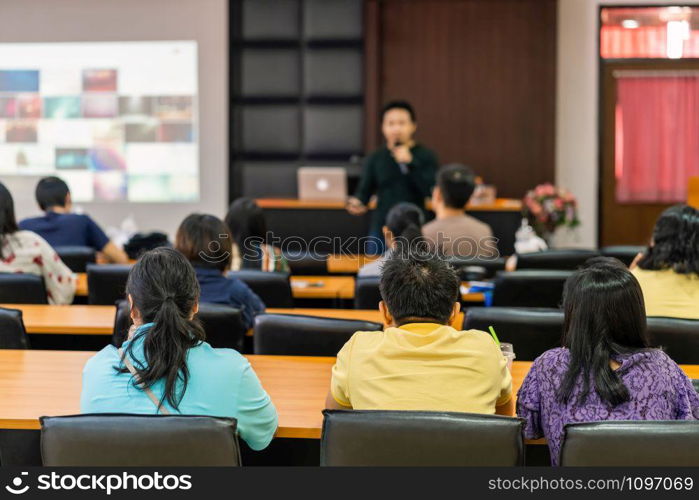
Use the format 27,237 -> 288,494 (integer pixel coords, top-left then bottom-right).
554,198 -> 564,210
542,183 -> 556,196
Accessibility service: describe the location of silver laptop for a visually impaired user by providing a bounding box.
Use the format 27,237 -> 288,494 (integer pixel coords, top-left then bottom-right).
297,167 -> 347,201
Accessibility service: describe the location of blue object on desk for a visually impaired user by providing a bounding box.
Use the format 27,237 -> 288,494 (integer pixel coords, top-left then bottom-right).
466,282 -> 495,307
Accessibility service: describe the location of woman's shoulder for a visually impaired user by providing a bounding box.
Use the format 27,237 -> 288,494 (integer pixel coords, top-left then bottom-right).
625,348 -> 679,370
9,230 -> 45,246
83,344 -> 120,373
532,347 -> 570,370
189,342 -> 249,371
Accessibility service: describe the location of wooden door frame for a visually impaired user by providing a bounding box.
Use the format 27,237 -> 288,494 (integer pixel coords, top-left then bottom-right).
598,58 -> 699,246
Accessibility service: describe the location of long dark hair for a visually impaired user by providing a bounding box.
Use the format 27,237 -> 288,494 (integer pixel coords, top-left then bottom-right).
0,182 -> 19,259
224,197 -> 269,266
637,204 -> 699,275
118,247 -> 205,410
557,262 -> 650,407
175,213 -> 233,272
385,202 -> 425,252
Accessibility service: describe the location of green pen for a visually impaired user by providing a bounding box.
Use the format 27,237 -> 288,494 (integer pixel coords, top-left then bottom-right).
488,325 -> 500,347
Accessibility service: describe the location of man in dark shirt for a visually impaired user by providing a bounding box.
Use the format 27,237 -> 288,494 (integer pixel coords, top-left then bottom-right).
347,100 -> 438,254
19,176 -> 129,263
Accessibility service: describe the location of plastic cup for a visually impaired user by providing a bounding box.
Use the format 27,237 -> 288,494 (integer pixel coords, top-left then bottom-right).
500,342 -> 516,370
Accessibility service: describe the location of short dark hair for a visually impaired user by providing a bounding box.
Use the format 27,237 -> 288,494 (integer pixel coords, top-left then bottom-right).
379,251 -> 460,325
580,256 -> 627,269
637,204 -> 699,275
36,176 -> 70,211
175,213 -> 233,272
437,164 -> 476,209
381,100 -> 416,122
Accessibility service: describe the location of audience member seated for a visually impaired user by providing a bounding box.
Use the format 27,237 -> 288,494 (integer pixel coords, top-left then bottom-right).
19,177 -> 129,264
80,247 -> 277,450
224,197 -> 289,273
422,163 -> 496,258
0,182 -> 75,304
630,205 -> 699,320
357,202 -> 425,277
175,214 -> 265,330
328,251 -> 512,414
517,261 -> 699,466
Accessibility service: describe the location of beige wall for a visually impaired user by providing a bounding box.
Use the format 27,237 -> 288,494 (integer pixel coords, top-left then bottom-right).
0,0 -> 228,239
556,0 -> 684,248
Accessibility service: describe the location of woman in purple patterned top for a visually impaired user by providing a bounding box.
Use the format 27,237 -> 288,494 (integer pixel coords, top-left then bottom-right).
517,260 -> 699,465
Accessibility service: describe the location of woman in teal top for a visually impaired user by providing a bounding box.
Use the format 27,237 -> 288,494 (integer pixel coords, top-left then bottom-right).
80,247 -> 278,451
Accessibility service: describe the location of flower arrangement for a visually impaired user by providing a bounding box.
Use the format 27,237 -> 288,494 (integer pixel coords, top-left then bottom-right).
523,183 -> 579,238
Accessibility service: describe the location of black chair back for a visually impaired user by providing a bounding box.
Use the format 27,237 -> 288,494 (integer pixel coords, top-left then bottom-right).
113,300 -> 246,351
600,245 -> 646,266
447,256 -> 506,280
647,316 -> 699,364
0,273 -> 47,304
321,410 -> 525,466
516,249 -> 599,270
492,270 -> 573,308
254,314 -> 382,356
354,276 -> 382,309
229,270 -> 292,307
284,250 -> 328,275
464,307 -> 563,361
0,307 -> 29,349
87,264 -> 131,305
41,414 -> 240,466
561,421 -> 699,466
54,246 -> 97,273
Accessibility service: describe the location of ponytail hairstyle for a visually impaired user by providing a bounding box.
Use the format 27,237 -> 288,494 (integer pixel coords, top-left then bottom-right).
385,202 -> 425,254
557,261 -> 650,407
118,247 -> 205,410
0,182 -> 19,259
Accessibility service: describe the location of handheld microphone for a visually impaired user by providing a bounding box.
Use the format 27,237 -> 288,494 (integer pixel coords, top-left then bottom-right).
392,140 -> 409,174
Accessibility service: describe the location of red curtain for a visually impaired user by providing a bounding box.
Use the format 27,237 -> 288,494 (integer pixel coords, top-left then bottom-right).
615,76 -> 699,203
601,26 -> 699,58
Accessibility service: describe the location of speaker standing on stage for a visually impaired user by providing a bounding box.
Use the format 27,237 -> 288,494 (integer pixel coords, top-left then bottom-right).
346,101 -> 439,254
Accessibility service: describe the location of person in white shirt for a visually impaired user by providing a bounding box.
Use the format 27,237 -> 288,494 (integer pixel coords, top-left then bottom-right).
0,182 -> 75,304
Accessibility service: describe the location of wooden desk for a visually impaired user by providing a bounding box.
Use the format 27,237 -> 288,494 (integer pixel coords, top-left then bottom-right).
0,350 -> 335,438
256,198 -> 522,212
74,274 -> 356,301
1,351 -> 696,439
0,304 -> 114,335
257,198 -> 521,256
76,269 -> 482,302
76,273 -> 87,297
5,304 -> 466,336
290,276 -> 355,300
326,254 -> 379,274
267,308 -> 383,323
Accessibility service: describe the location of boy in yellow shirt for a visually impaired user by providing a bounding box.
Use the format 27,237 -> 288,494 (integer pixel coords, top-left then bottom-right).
327,251 -> 513,415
